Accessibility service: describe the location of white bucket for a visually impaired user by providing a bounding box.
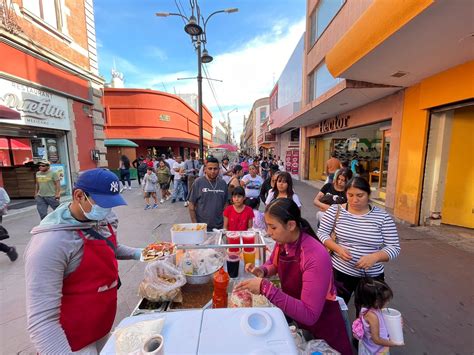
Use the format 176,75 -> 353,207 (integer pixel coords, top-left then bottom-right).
381,308 -> 404,344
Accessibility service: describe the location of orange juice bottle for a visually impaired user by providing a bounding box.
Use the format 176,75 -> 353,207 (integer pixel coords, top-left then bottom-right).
212,268 -> 229,308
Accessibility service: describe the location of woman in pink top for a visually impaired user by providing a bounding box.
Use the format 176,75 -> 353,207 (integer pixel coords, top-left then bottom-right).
236,198 -> 352,355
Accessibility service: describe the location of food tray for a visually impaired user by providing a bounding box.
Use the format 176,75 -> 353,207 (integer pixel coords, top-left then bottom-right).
130,298 -> 169,316
171,223 -> 207,245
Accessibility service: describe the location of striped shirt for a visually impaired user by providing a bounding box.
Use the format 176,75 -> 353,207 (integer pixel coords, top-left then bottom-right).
317,204 -> 400,277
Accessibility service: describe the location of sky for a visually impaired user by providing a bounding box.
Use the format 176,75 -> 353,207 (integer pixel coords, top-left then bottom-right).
95,0 -> 306,141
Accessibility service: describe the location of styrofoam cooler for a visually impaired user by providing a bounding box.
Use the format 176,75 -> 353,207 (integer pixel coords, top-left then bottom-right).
198,308 -> 298,355
171,223 -> 206,245
382,308 -> 404,344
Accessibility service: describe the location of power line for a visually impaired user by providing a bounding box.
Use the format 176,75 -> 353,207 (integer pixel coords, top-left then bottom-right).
202,64 -> 226,121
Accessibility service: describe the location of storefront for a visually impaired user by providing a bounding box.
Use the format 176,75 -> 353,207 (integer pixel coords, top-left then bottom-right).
0,78 -> 72,198
305,91 -> 404,209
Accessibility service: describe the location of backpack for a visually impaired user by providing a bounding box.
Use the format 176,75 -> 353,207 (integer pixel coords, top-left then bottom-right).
352,309 -> 368,340
138,161 -> 148,173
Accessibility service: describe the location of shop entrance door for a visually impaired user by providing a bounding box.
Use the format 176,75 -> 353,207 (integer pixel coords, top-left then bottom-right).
313,138 -> 325,181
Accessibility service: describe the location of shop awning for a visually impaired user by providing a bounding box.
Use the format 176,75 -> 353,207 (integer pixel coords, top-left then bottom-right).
10,138 -> 32,150
0,105 -> 21,120
271,79 -> 402,133
259,143 -> 274,149
0,138 -> 8,149
104,139 -> 139,147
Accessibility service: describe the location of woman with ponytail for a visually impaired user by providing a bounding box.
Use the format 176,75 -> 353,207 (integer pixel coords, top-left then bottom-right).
235,198 -> 352,355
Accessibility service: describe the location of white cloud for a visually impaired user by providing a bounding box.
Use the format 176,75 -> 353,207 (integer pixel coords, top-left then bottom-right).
118,17 -> 305,142
145,46 -> 168,61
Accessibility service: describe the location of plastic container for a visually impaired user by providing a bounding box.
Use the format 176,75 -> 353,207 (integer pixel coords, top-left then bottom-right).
226,253 -> 240,278
226,232 -> 240,252
241,231 -> 256,252
243,251 -> 256,265
382,308 -> 404,344
198,308 -> 298,355
171,223 -> 206,245
212,268 -> 229,308
182,252 -> 194,275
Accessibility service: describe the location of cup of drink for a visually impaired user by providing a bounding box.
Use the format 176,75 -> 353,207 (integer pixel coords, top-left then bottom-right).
226,252 -> 240,278
381,308 -> 404,344
243,250 -> 256,266
142,334 -> 164,355
242,232 -> 256,252
226,232 -> 241,253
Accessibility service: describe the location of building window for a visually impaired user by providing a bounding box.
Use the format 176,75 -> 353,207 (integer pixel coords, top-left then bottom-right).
290,129 -> 300,142
310,0 -> 344,46
260,107 -> 267,120
308,61 -> 341,102
23,0 -> 62,30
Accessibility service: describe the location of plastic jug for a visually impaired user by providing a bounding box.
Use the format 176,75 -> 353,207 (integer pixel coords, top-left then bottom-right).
212,268 -> 229,308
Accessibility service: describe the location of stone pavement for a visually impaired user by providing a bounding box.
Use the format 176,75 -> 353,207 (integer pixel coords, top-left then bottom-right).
0,180 -> 472,354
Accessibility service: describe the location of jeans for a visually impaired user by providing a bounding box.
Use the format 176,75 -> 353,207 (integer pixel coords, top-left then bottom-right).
120,169 -> 131,188
171,179 -> 185,200
186,175 -> 197,200
36,196 -> 60,220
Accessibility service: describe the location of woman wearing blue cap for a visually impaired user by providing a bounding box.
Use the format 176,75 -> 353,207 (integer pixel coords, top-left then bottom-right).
24,168 -> 142,354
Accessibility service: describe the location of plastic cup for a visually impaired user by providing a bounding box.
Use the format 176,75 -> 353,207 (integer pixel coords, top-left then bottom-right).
142,334 -> 164,355
382,308 -> 404,344
243,250 -> 256,266
242,232 -> 256,252
226,253 -> 240,278
226,232 -> 240,253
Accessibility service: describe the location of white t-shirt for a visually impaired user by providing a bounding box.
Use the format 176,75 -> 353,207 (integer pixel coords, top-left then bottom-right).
265,191 -> 302,207
241,174 -> 264,198
220,164 -> 232,184
172,162 -> 185,178
166,158 -> 176,174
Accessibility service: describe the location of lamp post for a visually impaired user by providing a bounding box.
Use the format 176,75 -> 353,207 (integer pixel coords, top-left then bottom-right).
156,5 -> 238,160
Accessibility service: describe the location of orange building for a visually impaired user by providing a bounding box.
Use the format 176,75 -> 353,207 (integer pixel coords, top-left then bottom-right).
103,88 -> 213,159
1,0 -> 106,198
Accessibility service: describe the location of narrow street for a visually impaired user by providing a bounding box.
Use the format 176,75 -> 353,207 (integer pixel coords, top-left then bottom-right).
0,180 -> 472,354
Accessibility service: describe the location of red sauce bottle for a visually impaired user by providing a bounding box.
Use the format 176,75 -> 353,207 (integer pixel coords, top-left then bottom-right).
212,268 -> 229,308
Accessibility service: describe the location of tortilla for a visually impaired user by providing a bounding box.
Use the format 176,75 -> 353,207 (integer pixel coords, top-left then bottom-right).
115,318 -> 165,354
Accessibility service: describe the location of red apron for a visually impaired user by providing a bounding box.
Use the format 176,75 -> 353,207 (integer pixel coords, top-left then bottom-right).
59,225 -> 118,351
276,234 -> 353,355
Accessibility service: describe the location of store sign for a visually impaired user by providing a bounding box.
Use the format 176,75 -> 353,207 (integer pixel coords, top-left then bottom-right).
319,115 -> 350,133
0,78 -> 70,130
264,132 -> 276,142
159,114 -> 170,122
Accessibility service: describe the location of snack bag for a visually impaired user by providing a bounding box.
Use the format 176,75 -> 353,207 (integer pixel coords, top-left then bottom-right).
138,260 -> 186,302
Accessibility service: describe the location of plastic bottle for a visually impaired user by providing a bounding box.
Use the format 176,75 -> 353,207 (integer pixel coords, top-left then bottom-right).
182,252 -> 194,275
212,267 -> 229,308
289,325 -> 305,352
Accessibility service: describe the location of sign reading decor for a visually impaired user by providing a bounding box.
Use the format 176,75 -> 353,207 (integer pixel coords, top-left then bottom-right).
319,115 -> 350,133
0,78 -> 70,130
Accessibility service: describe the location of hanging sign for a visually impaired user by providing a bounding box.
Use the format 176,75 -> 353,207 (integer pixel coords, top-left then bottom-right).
0,78 -> 70,130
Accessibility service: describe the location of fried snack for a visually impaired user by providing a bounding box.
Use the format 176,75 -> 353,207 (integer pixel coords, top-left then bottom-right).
142,242 -> 176,261
172,224 -> 206,232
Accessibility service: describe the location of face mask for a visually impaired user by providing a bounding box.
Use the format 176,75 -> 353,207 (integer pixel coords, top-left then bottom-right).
80,195 -> 111,221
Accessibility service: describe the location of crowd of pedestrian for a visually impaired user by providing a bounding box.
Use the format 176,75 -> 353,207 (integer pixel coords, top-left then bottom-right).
11,148 -> 401,354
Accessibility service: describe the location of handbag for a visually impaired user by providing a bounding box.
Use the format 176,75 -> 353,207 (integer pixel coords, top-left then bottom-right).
330,204 -> 341,243
0,225 -> 10,240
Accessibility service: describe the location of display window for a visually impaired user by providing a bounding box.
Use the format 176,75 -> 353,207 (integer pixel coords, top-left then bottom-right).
310,120 -> 392,198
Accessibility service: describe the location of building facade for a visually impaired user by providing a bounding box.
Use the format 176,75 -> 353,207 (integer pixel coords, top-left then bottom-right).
242,97 -> 269,156
0,0 -> 106,198
270,0 -> 473,228
103,88 -> 213,160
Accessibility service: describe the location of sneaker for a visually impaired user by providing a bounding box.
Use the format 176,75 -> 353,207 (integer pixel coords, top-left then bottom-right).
120,187 -> 125,193
7,247 -> 18,262
144,205 -> 151,210
165,196 -> 171,201
128,186 -> 132,190
178,198 -> 184,202
160,199 -> 164,204
152,204 -> 159,209
184,201 -> 189,207
171,199 -> 176,203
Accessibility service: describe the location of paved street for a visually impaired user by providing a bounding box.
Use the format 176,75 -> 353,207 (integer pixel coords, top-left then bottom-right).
0,180 -> 472,354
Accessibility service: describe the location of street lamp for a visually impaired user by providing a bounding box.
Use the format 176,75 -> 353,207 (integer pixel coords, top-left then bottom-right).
156,5 -> 238,160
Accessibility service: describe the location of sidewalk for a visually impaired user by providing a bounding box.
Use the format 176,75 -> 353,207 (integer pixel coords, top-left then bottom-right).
0,180 -> 472,354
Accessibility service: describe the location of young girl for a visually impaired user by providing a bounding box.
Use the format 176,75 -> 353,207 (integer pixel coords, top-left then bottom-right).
245,197 -> 266,230
142,167 -> 159,209
223,187 -> 254,231
354,278 -> 404,354
265,172 -> 302,208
